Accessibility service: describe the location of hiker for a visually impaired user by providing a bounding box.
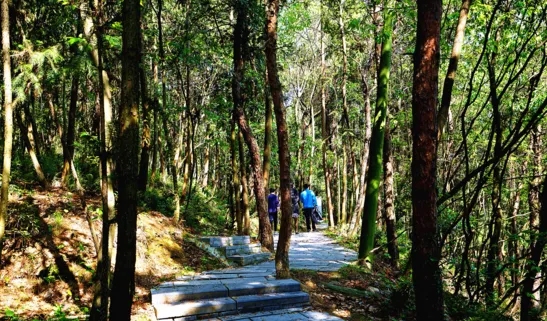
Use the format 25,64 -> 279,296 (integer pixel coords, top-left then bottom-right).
313,194 -> 323,222
267,188 -> 279,232
290,183 -> 300,234
300,184 -> 317,232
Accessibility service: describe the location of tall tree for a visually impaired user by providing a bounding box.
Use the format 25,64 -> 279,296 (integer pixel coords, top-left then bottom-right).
320,6 -> 334,227
109,0 -> 141,319
0,0 -> 13,261
266,0 -> 293,278
232,0 -> 273,250
520,171 -> 547,321
411,0 -> 444,318
383,117 -> 398,268
437,0 -> 471,139
90,1 -> 116,319
263,69 -> 273,191
358,9 -> 393,263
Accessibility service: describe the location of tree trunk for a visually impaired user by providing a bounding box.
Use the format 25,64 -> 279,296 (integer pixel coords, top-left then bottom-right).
485,49 -> 503,307
383,118 -> 398,268
320,11 -> 334,228
151,62 -> 159,180
528,125 -> 542,308
233,0 -> 273,251
61,74 -> 79,186
437,0 -> 471,139
358,10 -> 393,262
24,100 -> 40,157
231,122 -> 242,235
520,175 -> 547,321
16,107 -> 48,188
348,69 -> 372,237
411,0 -> 444,318
265,0 -> 292,278
90,2 -> 116,317
138,62 -> 151,191
201,129 -> 210,188
0,0 -> 13,261
109,0 -> 141,319
238,132 -> 251,236
263,69 -> 273,191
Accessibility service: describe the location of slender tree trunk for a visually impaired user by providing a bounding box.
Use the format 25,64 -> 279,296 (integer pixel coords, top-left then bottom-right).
201,129 -> 210,188
23,101 -> 40,157
16,107 -> 48,188
138,62 -> 151,191
61,74 -> 79,185
320,10 -> 334,227
263,69 -> 273,191
528,125 -> 542,308
520,175 -> 547,321
411,0 -> 444,318
265,0 -> 292,278
358,10 -> 393,262
109,0 -> 141,319
231,122 -> 242,235
90,2 -> 116,317
233,0 -> 273,250
437,0 -> 471,139
348,70 -> 372,237
383,117 -> 398,268
171,118 -> 182,221
151,62 -> 159,180
238,131 -> 251,236
0,0 -> 13,261
485,50 -> 503,307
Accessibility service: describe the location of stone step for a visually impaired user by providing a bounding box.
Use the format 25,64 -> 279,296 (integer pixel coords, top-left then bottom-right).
224,243 -> 263,256
234,291 -> 310,313
203,309 -> 344,321
154,297 -> 236,320
200,236 -> 251,247
227,253 -> 271,266
152,279 -> 301,305
226,279 -> 301,297
154,291 -> 310,320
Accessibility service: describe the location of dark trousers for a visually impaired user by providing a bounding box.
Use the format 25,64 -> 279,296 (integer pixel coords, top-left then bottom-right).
269,211 -> 278,232
303,208 -> 316,232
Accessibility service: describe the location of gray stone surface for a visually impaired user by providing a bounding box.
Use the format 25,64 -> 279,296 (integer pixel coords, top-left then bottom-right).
225,279 -> 301,297
152,284 -> 229,305
228,253 -> 271,266
250,313 -> 309,321
225,244 -> 263,256
201,236 -> 251,247
155,224 -> 354,321
234,292 -> 309,312
155,297 -> 237,319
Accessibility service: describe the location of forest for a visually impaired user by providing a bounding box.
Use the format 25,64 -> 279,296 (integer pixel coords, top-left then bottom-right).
0,0 -> 546,320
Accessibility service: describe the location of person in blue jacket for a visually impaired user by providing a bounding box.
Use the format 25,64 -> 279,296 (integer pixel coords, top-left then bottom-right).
267,188 -> 279,232
300,184 -> 317,232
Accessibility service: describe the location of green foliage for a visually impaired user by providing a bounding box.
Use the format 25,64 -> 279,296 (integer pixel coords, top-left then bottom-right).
141,187 -> 175,215
444,292 -> 512,321
184,190 -> 228,235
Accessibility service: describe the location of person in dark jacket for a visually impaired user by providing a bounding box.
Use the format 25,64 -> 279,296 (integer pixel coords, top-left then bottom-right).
267,188 -> 279,232
290,183 -> 300,234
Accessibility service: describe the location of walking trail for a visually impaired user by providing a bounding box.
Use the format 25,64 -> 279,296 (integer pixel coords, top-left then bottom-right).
196,223 -> 358,320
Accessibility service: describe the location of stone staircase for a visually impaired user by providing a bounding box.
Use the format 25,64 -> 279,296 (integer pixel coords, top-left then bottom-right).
198,236 -> 271,266
152,274 -> 310,320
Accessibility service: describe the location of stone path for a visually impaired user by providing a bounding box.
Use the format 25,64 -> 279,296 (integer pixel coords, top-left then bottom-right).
203,223 -> 358,276
152,224 -> 357,320
195,224 -> 357,320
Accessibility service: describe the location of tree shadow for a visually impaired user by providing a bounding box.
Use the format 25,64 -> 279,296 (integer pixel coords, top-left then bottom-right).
33,212 -> 82,301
